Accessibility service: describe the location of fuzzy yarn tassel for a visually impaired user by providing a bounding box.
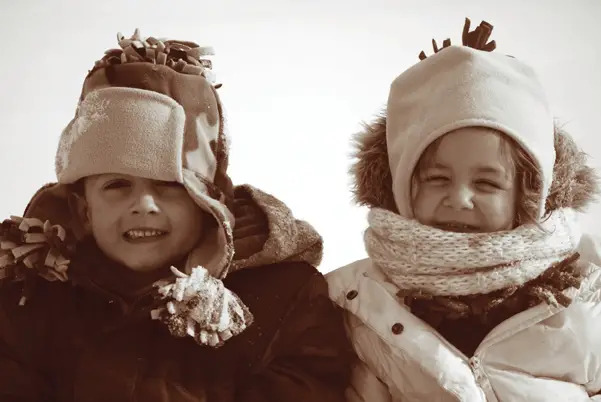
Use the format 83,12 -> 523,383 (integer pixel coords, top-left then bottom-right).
0,216 -> 72,305
93,28 -> 220,87
151,266 -> 254,348
419,17 -> 497,61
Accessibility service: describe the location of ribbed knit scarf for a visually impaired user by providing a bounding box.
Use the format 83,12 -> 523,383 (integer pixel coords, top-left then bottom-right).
364,208 -> 581,296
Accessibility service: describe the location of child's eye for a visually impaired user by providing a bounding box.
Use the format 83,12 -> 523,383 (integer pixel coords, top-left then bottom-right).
156,181 -> 184,189
475,180 -> 501,190
155,181 -> 186,195
103,180 -> 131,190
423,175 -> 449,185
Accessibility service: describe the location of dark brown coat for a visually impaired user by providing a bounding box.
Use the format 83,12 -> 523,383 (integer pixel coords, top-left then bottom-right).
0,185 -> 354,402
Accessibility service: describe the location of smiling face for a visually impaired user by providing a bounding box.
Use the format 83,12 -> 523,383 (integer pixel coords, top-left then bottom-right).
411,127 -> 518,233
77,174 -> 205,271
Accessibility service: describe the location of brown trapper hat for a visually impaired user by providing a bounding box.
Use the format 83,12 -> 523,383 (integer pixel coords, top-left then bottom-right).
30,29 -> 236,279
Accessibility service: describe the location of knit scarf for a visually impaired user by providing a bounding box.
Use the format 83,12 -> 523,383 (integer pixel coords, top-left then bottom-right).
364,207 -> 582,296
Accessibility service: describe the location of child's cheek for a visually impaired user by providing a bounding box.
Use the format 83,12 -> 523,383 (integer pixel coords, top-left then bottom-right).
481,195 -> 515,230
88,200 -> 123,234
412,187 -> 439,223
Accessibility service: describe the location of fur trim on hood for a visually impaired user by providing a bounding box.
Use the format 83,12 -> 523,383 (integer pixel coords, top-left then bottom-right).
350,113 -> 599,215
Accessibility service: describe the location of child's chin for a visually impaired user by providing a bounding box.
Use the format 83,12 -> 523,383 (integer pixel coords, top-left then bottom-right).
120,254 -> 173,272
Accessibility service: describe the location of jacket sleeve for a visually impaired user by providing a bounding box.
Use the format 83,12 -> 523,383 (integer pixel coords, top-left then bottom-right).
236,271 -> 354,402
0,285 -> 54,402
578,233 -> 601,267
345,359 -> 392,402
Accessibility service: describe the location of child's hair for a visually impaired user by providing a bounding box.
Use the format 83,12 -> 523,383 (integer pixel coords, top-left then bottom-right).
69,179 -> 85,197
410,129 -> 541,227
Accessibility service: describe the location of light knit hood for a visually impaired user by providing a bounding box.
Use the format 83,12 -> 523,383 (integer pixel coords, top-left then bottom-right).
386,21 -> 555,219
350,18 -> 599,218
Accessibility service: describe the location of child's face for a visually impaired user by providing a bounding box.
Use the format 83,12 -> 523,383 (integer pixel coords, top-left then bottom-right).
80,174 -> 205,271
412,127 -> 517,232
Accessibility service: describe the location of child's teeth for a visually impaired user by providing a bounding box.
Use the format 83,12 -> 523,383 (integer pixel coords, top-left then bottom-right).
127,230 -> 164,239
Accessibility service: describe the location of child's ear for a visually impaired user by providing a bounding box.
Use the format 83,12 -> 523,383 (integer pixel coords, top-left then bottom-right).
68,192 -> 91,240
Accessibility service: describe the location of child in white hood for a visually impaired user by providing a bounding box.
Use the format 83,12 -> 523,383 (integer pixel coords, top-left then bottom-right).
327,18 -> 601,402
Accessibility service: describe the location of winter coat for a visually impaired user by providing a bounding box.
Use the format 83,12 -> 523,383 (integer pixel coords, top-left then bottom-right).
326,234 -> 601,402
0,185 -> 354,402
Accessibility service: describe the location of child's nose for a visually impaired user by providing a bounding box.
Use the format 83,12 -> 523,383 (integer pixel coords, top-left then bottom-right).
445,186 -> 474,210
131,193 -> 160,215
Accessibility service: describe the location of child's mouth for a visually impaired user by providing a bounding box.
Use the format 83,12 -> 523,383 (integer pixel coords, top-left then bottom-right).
123,229 -> 168,242
434,222 -> 479,233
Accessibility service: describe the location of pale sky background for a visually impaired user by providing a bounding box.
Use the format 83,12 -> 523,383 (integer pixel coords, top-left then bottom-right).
0,0 -> 600,273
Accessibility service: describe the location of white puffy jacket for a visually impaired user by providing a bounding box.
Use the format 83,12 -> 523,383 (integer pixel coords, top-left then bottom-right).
327,234 -> 601,401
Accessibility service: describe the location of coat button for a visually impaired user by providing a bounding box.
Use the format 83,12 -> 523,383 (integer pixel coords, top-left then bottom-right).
346,290 -> 358,300
391,323 -> 404,334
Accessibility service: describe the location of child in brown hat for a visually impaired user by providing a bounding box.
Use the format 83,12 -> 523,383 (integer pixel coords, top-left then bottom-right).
0,29 -> 352,401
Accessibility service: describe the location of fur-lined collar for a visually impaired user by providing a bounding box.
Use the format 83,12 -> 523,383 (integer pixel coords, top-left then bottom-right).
231,185 -> 322,271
